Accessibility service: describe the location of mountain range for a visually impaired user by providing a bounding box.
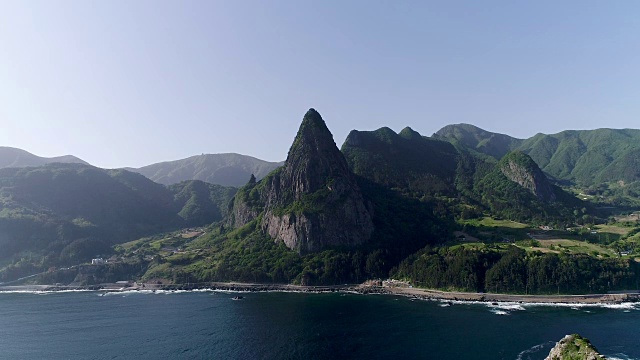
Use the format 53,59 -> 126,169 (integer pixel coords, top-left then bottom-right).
434,124 -> 640,186
1,113 -> 639,289
0,147 -> 88,169
0,163 -> 235,281
6,123 -> 640,189
127,154 -> 283,187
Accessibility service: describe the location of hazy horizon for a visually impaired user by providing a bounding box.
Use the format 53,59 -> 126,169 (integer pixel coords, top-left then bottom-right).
2,1 -> 639,168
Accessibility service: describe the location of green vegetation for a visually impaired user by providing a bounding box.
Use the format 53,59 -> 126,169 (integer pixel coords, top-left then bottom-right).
0,163 -> 235,282
551,334 -> 603,360
6,116 -> 640,298
394,245 -> 640,294
342,127 -> 460,198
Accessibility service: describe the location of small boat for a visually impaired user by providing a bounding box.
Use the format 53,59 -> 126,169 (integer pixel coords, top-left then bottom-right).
232,296 -> 244,301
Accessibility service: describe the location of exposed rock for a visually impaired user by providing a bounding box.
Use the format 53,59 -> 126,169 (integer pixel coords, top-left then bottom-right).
229,109 -> 374,253
499,151 -> 556,202
545,334 -> 605,360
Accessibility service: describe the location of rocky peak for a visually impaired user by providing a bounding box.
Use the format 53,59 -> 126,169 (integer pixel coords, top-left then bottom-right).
499,151 -> 556,202
398,126 -> 422,140
545,334 -> 605,360
230,109 -> 374,254
281,108 -> 353,199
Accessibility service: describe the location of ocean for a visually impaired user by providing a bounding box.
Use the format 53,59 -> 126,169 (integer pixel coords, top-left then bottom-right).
0,290 -> 638,359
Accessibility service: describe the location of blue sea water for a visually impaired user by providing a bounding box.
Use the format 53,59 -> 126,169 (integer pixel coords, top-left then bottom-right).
0,290 -> 638,360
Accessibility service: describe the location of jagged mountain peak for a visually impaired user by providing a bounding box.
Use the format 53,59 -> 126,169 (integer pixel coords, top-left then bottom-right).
229,109 -> 373,254
287,108 -> 335,158
398,126 -> 422,140
284,109 -> 352,196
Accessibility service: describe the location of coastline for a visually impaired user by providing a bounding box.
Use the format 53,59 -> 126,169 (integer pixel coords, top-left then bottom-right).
1,281 -> 639,305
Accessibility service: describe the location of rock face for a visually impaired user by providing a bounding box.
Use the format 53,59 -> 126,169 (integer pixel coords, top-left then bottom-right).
499,151 -> 556,202
545,334 -> 605,360
229,109 -> 374,253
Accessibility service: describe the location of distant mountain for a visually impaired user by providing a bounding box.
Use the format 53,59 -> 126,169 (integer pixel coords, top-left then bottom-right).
0,163 -> 235,281
129,153 -> 283,187
435,124 -> 640,186
433,124 -> 522,160
0,146 -> 88,168
518,128 -> 640,185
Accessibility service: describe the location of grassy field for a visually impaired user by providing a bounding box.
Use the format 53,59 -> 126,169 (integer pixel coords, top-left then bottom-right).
531,239 -> 615,257
594,224 -> 634,236
456,217 -> 622,257
462,217 -> 529,229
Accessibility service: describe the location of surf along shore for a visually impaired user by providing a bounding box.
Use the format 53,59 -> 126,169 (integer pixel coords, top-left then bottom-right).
1,280 -> 639,304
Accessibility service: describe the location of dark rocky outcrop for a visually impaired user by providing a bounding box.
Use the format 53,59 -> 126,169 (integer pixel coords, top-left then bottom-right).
498,151 -> 556,202
341,126 -> 460,196
229,109 -> 374,253
545,334 -> 605,360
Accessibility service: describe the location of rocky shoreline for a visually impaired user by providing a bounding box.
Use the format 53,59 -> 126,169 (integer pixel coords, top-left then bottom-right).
1,281 -> 639,305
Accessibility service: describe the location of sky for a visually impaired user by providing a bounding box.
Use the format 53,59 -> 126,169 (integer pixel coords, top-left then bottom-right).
1,1 -> 639,168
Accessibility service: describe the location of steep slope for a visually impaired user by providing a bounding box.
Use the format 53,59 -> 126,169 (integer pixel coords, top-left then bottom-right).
498,151 -> 556,202
433,123 -> 522,160
341,126 -> 460,196
0,163 -> 235,281
229,109 -> 374,253
0,146 -> 88,168
476,151 -> 579,222
130,153 -> 283,186
343,125 -> 580,223
169,180 -> 237,226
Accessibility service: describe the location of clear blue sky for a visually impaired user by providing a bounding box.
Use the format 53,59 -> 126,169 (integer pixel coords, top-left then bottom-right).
1,1 -> 639,168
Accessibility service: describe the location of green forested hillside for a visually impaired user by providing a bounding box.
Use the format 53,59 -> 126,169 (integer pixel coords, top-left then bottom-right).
5,114 -> 637,295
342,127 -> 460,197
433,123 -> 523,160
342,127 -> 581,225
435,124 -> 640,186
0,163 -> 235,281
518,128 -> 640,185
475,152 -> 581,225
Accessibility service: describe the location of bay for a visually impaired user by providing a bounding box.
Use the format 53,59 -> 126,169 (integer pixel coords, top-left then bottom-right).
0,291 -> 638,359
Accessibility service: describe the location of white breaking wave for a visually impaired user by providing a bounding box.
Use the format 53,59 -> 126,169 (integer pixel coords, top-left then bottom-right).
431,297 -> 640,312
606,354 -> 639,360
515,341 -> 554,360
489,309 -> 510,315
0,289 -> 95,295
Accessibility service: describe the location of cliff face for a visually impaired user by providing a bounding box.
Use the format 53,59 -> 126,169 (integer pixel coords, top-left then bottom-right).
499,151 -> 556,202
230,109 -> 374,253
545,334 -> 605,360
